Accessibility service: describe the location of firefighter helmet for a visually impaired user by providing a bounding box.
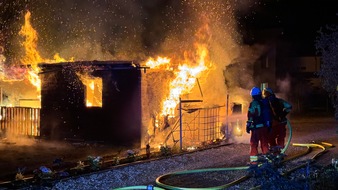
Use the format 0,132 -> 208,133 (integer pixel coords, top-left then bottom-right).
263,87 -> 274,96
250,87 -> 261,96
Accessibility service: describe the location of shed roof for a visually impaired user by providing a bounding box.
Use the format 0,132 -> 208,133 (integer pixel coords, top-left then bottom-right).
36,60 -> 149,74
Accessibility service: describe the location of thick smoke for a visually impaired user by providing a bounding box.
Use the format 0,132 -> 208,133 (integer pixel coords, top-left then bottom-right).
1,0 -> 207,61
8,0 -> 261,108
1,0 -> 263,65
1,0 -> 261,61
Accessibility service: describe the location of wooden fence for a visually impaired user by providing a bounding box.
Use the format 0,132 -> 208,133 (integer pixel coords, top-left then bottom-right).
0,107 -> 40,137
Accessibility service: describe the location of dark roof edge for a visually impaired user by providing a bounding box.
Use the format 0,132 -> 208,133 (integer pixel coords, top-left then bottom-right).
34,60 -> 151,74
37,60 -> 137,67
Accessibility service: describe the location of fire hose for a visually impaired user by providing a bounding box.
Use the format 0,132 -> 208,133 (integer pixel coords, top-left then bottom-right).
114,141 -> 331,190
111,185 -> 165,190
112,120 -> 334,190
0,120 -> 330,190
113,120 -> 295,190
249,142 -> 331,190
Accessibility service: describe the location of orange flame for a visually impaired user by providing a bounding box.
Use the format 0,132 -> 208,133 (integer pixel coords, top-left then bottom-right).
144,25 -> 211,118
19,11 -> 72,91
19,11 -> 43,91
162,24 -> 211,117
145,56 -> 171,70
19,11 -> 44,66
162,43 -> 209,117
77,73 -> 103,107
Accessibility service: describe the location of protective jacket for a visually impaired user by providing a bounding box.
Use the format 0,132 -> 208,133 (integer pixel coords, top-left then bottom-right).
267,95 -> 292,122
247,95 -> 270,163
266,94 -> 292,152
247,95 -> 271,130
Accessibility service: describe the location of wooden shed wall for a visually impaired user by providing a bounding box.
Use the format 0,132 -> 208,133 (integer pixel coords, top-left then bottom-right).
39,62 -> 141,146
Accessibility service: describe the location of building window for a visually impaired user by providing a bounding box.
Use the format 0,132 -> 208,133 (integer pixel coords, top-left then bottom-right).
78,74 -> 102,107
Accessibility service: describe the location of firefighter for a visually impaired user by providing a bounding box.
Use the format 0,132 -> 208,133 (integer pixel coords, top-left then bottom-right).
246,87 -> 271,165
263,87 -> 292,155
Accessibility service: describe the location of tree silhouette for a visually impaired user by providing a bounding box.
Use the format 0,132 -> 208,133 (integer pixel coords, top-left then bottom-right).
315,25 -> 338,120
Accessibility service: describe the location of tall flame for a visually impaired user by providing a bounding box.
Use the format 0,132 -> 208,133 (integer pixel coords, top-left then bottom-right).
19,11 -> 43,91
19,11 -> 44,67
162,43 -> 208,117
19,11 -> 72,92
145,25 -> 211,118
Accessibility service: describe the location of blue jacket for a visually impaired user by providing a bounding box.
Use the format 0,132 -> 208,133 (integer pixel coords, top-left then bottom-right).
261,98 -> 273,127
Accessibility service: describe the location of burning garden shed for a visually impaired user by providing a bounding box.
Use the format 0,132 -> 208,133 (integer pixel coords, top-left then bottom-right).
38,61 -> 144,146
0,6 -> 255,150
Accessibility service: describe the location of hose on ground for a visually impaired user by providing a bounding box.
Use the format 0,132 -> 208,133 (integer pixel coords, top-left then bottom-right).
113,185 -> 165,190
281,120 -> 292,154
249,142 -> 331,190
155,166 -> 250,190
113,119 -> 294,190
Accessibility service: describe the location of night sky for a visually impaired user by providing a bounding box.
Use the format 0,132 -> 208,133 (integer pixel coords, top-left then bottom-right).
236,0 -> 338,54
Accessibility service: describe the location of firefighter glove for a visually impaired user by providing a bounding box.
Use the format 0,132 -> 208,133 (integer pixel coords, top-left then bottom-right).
281,109 -> 289,118
246,126 -> 250,134
246,121 -> 252,134
280,119 -> 287,125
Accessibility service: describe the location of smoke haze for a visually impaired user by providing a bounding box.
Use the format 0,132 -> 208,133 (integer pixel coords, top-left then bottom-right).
0,0 -> 270,146
1,0 -> 261,63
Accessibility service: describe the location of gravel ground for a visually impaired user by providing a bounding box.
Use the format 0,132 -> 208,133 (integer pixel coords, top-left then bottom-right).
1,114 -> 337,190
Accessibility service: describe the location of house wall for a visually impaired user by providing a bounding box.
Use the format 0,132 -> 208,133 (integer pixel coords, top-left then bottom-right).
287,56 -> 331,112
254,46 -> 277,90
40,67 -> 85,140
289,56 -> 321,73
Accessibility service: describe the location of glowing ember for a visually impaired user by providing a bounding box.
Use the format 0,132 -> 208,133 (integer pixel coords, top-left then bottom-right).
186,146 -> 197,151
233,119 -> 244,137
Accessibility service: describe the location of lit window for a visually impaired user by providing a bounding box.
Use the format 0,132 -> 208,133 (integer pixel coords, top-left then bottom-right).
78,74 -> 102,107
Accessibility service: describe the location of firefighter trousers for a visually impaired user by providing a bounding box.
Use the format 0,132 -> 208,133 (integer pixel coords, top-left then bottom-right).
250,127 -> 269,162
268,121 -> 286,153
